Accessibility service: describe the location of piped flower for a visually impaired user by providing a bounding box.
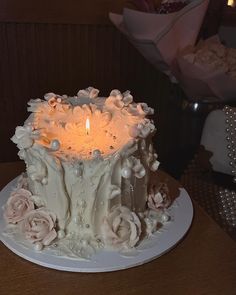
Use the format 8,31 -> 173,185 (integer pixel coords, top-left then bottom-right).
102,206 -> 141,249
106,89 -> 134,109
129,119 -> 155,139
11,125 -> 40,149
4,189 -> 34,224
147,183 -> 171,211
21,209 -> 57,246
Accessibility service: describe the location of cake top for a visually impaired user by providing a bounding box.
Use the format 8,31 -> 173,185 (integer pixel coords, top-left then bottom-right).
12,87 -> 155,160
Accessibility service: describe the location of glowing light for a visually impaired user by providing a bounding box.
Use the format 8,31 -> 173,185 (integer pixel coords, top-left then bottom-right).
193,103 -> 199,111
228,0 -> 235,7
86,118 -> 90,135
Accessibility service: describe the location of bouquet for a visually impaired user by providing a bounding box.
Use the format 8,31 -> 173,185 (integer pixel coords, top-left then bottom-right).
109,0 -> 209,82
175,36 -> 236,101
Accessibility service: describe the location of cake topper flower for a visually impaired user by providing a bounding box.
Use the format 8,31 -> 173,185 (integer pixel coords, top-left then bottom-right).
102,206 -> 142,249
129,119 -> 155,138
11,125 -> 40,149
77,87 -> 99,99
4,189 -> 35,224
106,89 -> 134,109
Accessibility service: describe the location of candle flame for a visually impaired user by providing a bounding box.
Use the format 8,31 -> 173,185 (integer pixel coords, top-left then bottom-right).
86,118 -> 90,135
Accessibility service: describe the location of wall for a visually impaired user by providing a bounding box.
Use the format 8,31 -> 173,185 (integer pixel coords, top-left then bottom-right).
1,0 -> 221,168
1,20 -> 185,163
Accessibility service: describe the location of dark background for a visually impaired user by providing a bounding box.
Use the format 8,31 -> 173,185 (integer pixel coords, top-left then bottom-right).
0,0 -> 232,176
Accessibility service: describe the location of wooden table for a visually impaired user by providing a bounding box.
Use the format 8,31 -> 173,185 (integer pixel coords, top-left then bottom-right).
0,162 -> 236,295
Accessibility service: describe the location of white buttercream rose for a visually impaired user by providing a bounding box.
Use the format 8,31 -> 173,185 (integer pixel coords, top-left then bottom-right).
11,125 -> 40,149
106,95 -> 124,109
4,189 -> 34,224
106,89 -> 133,109
122,156 -> 146,179
137,103 -> 154,116
147,183 -> 171,211
78,87 -> 99,98
22,209 -> 57,246
127,102 -> 153,117
122,90 -> 133,106
129,119 -> 155,139
102,206 -> 141,249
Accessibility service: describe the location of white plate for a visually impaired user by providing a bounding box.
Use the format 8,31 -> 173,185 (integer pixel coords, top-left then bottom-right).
0,176 -> 193,272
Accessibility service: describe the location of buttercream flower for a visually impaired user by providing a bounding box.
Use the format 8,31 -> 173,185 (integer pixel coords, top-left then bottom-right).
22,209 -> 57,246
122,90 -> 133,106
136,103 -> 154,116
127,156 -> 146,178
44,92 -> 57,101
106,95 -> 124,109
147,144 -> 160,172
132,159 -> 146,178
4,189 -> 34,224
11,125 -> 40,149
47,97 -> 58,107
78,87 -> 99,99
102,206 -> 141,249
106,89 -> 134,109
147,183 -> 171,211
129,119 -> 155,139
127,102 -> 153,117
27,98 -> 44,112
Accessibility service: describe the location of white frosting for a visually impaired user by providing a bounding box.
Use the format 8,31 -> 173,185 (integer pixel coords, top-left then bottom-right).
7,87 -> 171,258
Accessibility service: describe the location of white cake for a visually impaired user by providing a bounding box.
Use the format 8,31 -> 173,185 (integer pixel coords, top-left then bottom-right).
3,87 -> 171,258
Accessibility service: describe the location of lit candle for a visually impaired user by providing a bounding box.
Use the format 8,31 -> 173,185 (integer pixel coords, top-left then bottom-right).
86,118 -> 90,135
33,89 -> 148,159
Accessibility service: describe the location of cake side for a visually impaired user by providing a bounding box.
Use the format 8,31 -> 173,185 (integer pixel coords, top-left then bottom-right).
3,88 -> 171,258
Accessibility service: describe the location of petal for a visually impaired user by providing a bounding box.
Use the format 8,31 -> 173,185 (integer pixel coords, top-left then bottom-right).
129,221 -> 138,243
15,126 -> 27,139
112,216 -> 121,233
42,229 -> 57,246
19,136 -> 33,149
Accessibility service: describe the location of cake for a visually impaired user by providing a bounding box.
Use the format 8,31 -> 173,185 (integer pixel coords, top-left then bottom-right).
2,87 -> 171,258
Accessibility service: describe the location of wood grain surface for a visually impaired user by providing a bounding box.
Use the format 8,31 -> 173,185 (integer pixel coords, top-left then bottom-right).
0,162 -> 236,295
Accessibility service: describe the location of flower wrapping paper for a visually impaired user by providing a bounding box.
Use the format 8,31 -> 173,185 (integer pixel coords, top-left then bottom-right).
175,36 -> 236,101
109,0 -> 209,82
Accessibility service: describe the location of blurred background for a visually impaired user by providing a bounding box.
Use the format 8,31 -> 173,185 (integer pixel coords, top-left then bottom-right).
0,0 -> 235,177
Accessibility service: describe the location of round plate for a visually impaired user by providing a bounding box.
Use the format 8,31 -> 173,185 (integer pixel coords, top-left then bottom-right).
0,176 -> 193,272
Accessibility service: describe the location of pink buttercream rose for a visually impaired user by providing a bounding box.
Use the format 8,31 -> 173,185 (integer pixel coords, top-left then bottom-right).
102,206 -> 141,249
22,209 -> 57,246
147,183 -> 171,211
4,189 -> 34,224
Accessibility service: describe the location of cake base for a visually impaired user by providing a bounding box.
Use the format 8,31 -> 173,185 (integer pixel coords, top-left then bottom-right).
0,176 -> 193,272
